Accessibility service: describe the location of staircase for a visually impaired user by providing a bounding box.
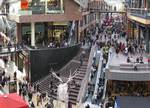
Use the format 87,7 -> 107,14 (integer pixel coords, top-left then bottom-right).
36,49 -> 90,105
68,58 -> 89,104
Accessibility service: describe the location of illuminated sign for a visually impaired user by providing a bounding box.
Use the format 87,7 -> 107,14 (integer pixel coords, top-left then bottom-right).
21,0 -> 29,10
45,0 -> 64,13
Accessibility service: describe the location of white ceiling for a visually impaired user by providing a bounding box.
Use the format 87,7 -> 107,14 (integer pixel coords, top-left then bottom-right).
105,0 -> 125,4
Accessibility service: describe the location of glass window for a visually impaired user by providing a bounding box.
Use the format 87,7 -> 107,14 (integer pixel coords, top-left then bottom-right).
148,0 -> 150,9
22,24 -> 31,45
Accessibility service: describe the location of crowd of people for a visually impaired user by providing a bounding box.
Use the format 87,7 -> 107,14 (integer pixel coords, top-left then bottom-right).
47,40 -> 69,48
0,62 -> 53,108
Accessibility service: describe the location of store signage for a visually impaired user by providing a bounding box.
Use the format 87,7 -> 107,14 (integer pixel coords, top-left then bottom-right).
45,0 -> 64,13
21,0 -> 29,10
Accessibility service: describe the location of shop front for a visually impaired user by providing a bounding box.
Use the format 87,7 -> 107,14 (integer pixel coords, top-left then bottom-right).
21,21 -> 69,47
107,80 -> 150,97
15,50 -> 29,80
48,22 -> 68,42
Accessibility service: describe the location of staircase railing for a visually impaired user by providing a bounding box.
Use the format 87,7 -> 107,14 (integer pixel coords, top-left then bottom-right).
92,49 -> 103,100
77,44 -> 97,104
102,48 -> 113,102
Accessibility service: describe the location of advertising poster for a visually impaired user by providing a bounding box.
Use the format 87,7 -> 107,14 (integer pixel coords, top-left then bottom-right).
9,81 -> 17,93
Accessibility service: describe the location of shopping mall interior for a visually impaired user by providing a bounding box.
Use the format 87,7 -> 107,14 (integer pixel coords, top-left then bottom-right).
0,0 -> 150,108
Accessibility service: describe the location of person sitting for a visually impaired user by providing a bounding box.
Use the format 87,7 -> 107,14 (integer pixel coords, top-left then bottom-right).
139,56 -> 144,64
148,57 -> 150,66
85,104 -> 90,108
13,71 -> 17,80
133,62 -> 138,71
48,42 -> 53,48
130,56 -> 134,63
127,56 -> 130,63
136,57 -> 139,63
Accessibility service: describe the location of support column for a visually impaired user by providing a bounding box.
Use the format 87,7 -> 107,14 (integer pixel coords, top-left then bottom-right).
145,28 -> 150,53
78,21 -> 81,43
16,23 -> 22,43
75,21 -> 79,43
132,23 -> 135,39
138,25 -> 141,44
31,22 -> 35,47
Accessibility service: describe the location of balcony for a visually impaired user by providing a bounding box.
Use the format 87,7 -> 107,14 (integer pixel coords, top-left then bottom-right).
128,8 -> 150,19
127,8 -> 150,25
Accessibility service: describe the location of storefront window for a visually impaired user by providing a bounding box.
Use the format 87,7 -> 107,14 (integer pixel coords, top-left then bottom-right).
148,0 -> 150,9
21,23 -> 45,46
35,23 -> 45,44
45,0 -> 64,13
48,22 -> 67,42
22,24 -> 31,45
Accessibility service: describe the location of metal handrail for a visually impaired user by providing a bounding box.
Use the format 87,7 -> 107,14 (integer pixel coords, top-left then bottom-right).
92,49 -> 103,99
102,48 -> 114,101
128,8 -> 150,18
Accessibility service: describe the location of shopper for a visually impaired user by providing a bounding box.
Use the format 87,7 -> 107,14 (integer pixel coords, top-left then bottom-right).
85,104 -> 90,108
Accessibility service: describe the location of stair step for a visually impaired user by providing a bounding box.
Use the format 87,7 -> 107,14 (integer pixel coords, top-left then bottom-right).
69,99 -> 77,105
69,88 -> 80,93
69,96 -> 77,101
69,92 -> 78,97
80,66 -> 87,68
77,70 -> 86,74
78,68 -> 87,71
74,75 -> 84,80
76,74 -> 85,78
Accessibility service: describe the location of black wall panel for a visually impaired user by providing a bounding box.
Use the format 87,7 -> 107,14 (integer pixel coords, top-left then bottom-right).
30,44 -> 80,82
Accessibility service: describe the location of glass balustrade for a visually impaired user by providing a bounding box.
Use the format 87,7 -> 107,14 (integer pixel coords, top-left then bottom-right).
128,8 -> 150,19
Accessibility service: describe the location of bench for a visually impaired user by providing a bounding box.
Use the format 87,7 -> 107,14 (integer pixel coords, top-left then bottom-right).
120,66 -> 150,71
120,63 -> 149,67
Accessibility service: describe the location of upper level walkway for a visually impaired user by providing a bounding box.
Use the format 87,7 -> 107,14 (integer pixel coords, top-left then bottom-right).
90,8 -> 126,14
127,8 -> 150,25
109,52 -> 148,67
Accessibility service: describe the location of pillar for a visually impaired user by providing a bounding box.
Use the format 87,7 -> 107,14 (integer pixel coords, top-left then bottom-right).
75,21 -> 79,43
78,20 -> 81,43
31,22 -> 35,47
145,28 -> 150,53
138,25 -> 141,44
16,23 -> 22,43
132,23 -> 135,39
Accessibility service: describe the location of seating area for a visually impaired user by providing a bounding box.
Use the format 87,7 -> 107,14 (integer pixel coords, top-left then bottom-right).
120,63 -> 150,71
108,63 -> 150,71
